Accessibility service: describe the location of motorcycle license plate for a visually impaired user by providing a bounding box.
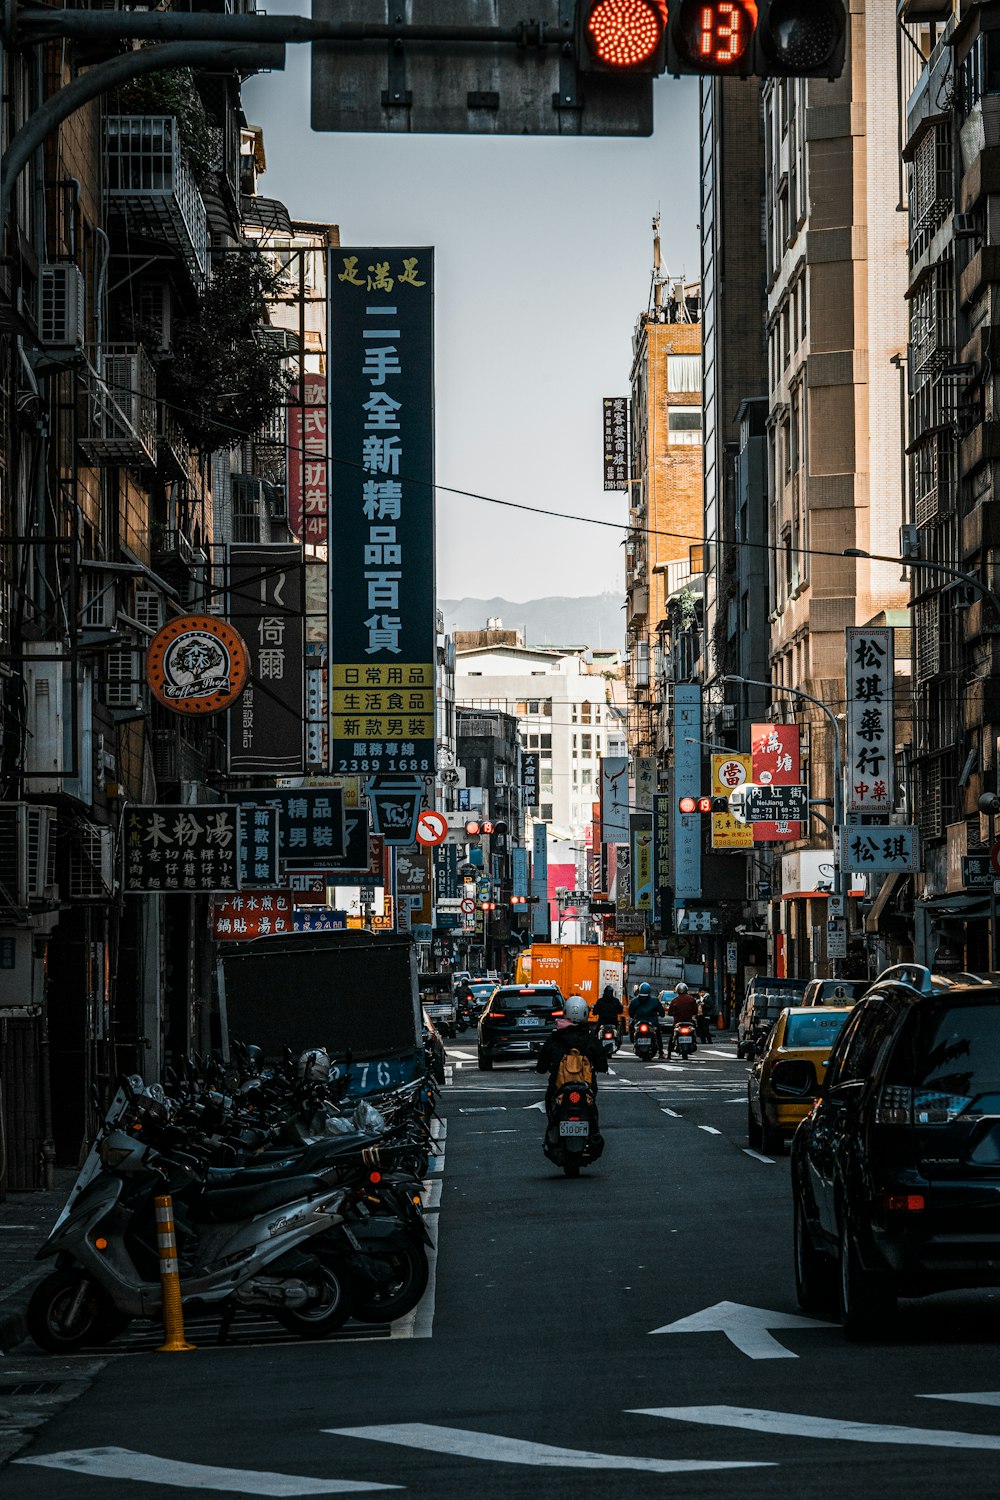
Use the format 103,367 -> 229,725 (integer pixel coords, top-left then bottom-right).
559,1120 -> 589,1137
518,1016 -> 543,1027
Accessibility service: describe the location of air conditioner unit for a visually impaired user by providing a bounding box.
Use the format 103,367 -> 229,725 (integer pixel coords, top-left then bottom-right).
23,645 -> 94,802
38,264 -> 85,348
69,823 -> 115,901
720,704 -> 736,728
953,213 -> 979,239
899,523 -> 922,560
0,803 -> 56,906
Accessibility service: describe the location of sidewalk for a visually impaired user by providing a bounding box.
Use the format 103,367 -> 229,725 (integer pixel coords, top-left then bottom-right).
0,1171 -> 75,1353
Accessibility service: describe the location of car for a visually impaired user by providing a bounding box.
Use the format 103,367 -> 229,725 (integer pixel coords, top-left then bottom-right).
419,973 -> 457,1034
791,965 -> 1000,1339
465,979 -> 497,1021
747,1006 -> 852,1154
801,978 -> 870,1007
737,976 -> 808,1058
477,984 -> 564,1069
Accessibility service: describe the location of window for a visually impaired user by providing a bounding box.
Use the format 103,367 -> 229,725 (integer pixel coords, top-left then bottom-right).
541,768 -> 553,790
540,803 -> 552,821
540,734 -> 551,752
668,406 -> 702,446
667,354 -> 701,393
528,700 -> 539,713
581,734 -> 592,752
581,768 -> 593,787
580,702 -> 592,724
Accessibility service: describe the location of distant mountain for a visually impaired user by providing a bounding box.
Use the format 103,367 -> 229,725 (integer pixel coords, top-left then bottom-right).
440,594 -> 625,650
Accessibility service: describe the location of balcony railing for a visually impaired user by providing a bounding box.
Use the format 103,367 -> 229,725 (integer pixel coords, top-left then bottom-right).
105,116 -> 209,281
79,345 -> 157,468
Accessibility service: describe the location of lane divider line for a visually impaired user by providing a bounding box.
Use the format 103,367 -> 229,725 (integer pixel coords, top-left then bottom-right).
742,1149 -> 775,1164
698,1126 -> 722,1136
14,1448 -> 399,1494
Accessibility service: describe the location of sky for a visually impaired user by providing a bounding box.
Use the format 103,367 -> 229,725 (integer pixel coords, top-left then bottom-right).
243,19 -> 701,606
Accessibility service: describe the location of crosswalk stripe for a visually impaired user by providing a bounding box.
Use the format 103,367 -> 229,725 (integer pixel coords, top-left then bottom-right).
14,1449 -> 399,1493
326,1423 -> 771,1473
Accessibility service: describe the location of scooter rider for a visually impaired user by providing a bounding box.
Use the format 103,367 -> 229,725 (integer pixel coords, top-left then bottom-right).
536,995 -> 608,1115
630,982 -> 666,1058
666,982 -> 698,1058
594,984 -> 622,1035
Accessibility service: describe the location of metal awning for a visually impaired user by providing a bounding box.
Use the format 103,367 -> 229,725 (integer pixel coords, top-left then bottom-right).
916,891 -> 991,918
781,888 -> 865,901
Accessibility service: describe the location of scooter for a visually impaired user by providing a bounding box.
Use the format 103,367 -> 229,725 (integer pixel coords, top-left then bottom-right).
673,1021 -> 697,1060
598,1024 -> 618,1057
632,1021 -> 658,1061
28,1089 -> 358,1353
542,1082 -> 604,1179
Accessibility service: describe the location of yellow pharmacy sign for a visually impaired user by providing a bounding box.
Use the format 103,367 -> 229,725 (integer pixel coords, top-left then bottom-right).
711,754 -> 753,849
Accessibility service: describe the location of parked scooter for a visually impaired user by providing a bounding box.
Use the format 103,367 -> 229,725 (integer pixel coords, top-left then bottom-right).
542,1081 -> 604,1179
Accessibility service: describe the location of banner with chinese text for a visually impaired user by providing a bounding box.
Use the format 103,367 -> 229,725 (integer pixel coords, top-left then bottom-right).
213,892 -> 293,940
711,753 -> 753,849
846,626 -> 894,814
602,397 -> 628,490
228,543 -> 304,775
287,377 -> 328,545
125,806 -> 240,892
751,723 -> 801,842
328,247 -> 435,776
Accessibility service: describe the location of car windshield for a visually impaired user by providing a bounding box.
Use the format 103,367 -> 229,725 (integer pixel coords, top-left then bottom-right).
783,1010 -> 851,1049
493,987 -> 561,1011
888,994 -> 1000,1104
469,983 -> 494,998
812,981 -> 867,1003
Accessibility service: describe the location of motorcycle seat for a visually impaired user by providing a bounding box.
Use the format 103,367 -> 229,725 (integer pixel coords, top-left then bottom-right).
205,1134 -> 378,1189
190,1174 -> 329,1224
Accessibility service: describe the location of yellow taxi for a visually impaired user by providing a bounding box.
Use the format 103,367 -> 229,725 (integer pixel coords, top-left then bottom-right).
747,1006 -> 852,1155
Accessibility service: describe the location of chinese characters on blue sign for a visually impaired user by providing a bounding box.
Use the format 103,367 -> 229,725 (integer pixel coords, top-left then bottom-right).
846,626 -> 894,815
228,789 -> 346,868
125,806 -> 240,892
328,248 -> 435,777
238,806 -> 280,887
840,825 -> 919,874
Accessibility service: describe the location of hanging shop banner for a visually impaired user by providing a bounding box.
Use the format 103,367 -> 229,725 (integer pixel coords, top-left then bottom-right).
652,792 -> 671,923
531,821 -> 549,937
396,845 -> 431,900
522,753 -> 539,810
146,615 -> 249,717
600,757 -> 630,845
630,814 -> 653,912
634,755 -> 656,812
434,843 -> 459,902
328,246 -> 435,777
228,543 -> 305,775
615,842 -> 631,914
287,376 -> 328,546
846,626 -> 894,814
228,788 -> 346,865
603,396 -> 629,491
841,825 -> 920,875
711,753 -> 753,850
213,892 -> 293,940
293,907 -> 348,932
238,806 -> 280,887
673,683 -> 703,898
512,845 -> 529,901
125,805 -> 240,893
751,722 -> 801,843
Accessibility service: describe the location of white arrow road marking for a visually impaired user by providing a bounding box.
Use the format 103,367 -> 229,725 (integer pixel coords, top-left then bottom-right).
920,1393 -> 1000,1408
523,1098 -> 547,1110
326,1424 -> 771,1473
14,1449 -> 399,1494
742,1149 -> 775,1164
631,1405 -> 1000,1451
661,1108 -> 681,1118
698,1126 -> 722,1136
648,1301 -> 836,1359
651,1063 -> 683,1072
445,1050 -> 478,1061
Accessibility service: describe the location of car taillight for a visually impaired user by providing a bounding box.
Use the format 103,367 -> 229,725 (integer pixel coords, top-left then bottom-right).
880,1193 -> 925,1212
569,1091 -> 581,1104
876,1085 -> 912,1125
551,1009 -> 564,1017
490,1011 -> 507,1020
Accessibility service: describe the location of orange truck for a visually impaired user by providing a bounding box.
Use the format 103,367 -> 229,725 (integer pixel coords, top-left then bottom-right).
514,943 -> 624,1014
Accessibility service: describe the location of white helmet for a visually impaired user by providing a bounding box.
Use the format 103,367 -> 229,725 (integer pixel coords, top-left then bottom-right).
564,995 -> 589,1023
675,982 -> 689,994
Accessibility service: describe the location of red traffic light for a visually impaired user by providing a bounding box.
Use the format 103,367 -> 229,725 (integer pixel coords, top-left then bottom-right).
678,795 -> 698,815
465,820 -> 481,836
580,0 -> 667,72
669,0 -> 757,74
679,794 -> 730,815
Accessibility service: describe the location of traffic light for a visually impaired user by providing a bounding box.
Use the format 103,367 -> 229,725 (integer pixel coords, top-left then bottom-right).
509,895 -> 527,906
464,820 -> 508,837
666,0 -> 757,77
678,795 -> 730,815
576,0 -> 667,74
754,0 -> 846,79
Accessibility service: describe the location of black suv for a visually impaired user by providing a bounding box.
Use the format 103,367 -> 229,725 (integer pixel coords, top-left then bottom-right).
791,965 -> 1000,1337
477,985 -> 564,1069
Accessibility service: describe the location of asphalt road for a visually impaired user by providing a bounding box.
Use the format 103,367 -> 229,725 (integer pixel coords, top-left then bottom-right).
7,1036 -> 1000,1497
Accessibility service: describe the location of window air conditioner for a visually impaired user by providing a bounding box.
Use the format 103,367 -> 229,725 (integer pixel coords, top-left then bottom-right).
0,802 -> 56,905
69,823 -> 115,901
39,264 -> 86,348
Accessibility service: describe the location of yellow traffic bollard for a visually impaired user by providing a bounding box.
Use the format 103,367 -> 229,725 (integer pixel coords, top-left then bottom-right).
154,1194 -> 195,1352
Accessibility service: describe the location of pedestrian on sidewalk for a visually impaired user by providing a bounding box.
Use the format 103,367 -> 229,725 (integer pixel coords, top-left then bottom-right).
696,989 -> 715,1044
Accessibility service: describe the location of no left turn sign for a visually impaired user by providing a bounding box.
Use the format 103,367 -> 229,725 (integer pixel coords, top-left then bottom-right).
416,810 -> 449,847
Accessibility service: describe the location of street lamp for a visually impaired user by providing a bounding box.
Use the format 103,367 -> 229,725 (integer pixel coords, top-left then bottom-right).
720,673 -> 846,976
843,547 -> 1000,625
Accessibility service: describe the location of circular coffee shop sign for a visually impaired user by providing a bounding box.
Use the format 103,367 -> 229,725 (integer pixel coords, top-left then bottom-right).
146,614 -> 249,716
